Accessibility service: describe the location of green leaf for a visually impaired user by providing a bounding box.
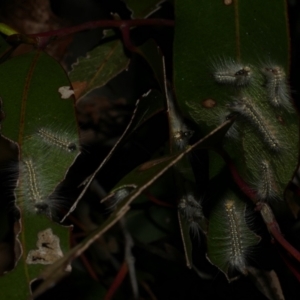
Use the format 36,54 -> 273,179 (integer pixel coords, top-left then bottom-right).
207,189 -> 260,281
123,0 -> 164,18
0,50 -> 77,298
0,50 -> 79,213
69,30 -> 129,99
0,217 -> 70,300
174,0 -> 299,202
0,23 -> 18,36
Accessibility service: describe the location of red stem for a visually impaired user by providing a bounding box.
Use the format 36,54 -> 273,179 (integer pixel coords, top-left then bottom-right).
217,148 -> 300,264
28,19 -> 174,39
257,202 -> 300,263
104,261 -> 128,300
71,235 -> 99,282
268,222 -> 300,263
278,248 -> 300,282
216,148 -> 257,201
145,192 -> 175,208
120,24 -> 139,53
5,19 -> 173,50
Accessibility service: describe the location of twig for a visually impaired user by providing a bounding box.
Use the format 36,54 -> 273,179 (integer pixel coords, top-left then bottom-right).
121,218 -> 139,299
258,202 -> 300,263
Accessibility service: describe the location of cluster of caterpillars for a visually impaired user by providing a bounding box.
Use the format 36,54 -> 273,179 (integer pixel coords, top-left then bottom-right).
213,59 -> 293,203
206,59 -> 295,276
20,127 -> 78,216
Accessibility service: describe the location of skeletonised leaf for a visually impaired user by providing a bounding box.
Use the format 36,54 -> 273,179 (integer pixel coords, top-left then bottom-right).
174,0 -> 299,202
69,30 -> 129,100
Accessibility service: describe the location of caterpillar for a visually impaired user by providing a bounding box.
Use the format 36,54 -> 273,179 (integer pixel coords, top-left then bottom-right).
262,65 -> 293,111
36,128 -> 77,153
19,157 -> 51,215
212,59 -> 252,86
228,97 -> 280,151
224,200 -> 247,271
178,193 -> 206,237
207,197 -> 260,280
255,160 -> 279,202
101,186 -> 135,211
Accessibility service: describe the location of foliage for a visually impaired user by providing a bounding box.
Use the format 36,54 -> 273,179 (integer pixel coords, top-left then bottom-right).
0,0 -> 300,299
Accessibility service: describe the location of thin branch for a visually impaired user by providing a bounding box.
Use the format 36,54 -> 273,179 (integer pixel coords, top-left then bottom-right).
121,218 -> 139,299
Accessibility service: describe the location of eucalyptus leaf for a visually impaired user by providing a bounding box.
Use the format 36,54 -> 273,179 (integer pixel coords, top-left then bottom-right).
0,51 -> 77,299
173,0 -> 299,202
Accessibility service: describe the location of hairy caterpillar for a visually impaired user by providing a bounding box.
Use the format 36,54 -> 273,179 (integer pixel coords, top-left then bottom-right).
17,124 -> 80,217
262,65 -> 293,111
224,200 -> 245,270
212,59 -> 252,86
19,157 -> 51,215
36,127 -> 78,153
207,197 -> 260,280
254,160 -> 279,202
178,193 -> 206,237
101,186 -> 136,211
228,97 -> 280,151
